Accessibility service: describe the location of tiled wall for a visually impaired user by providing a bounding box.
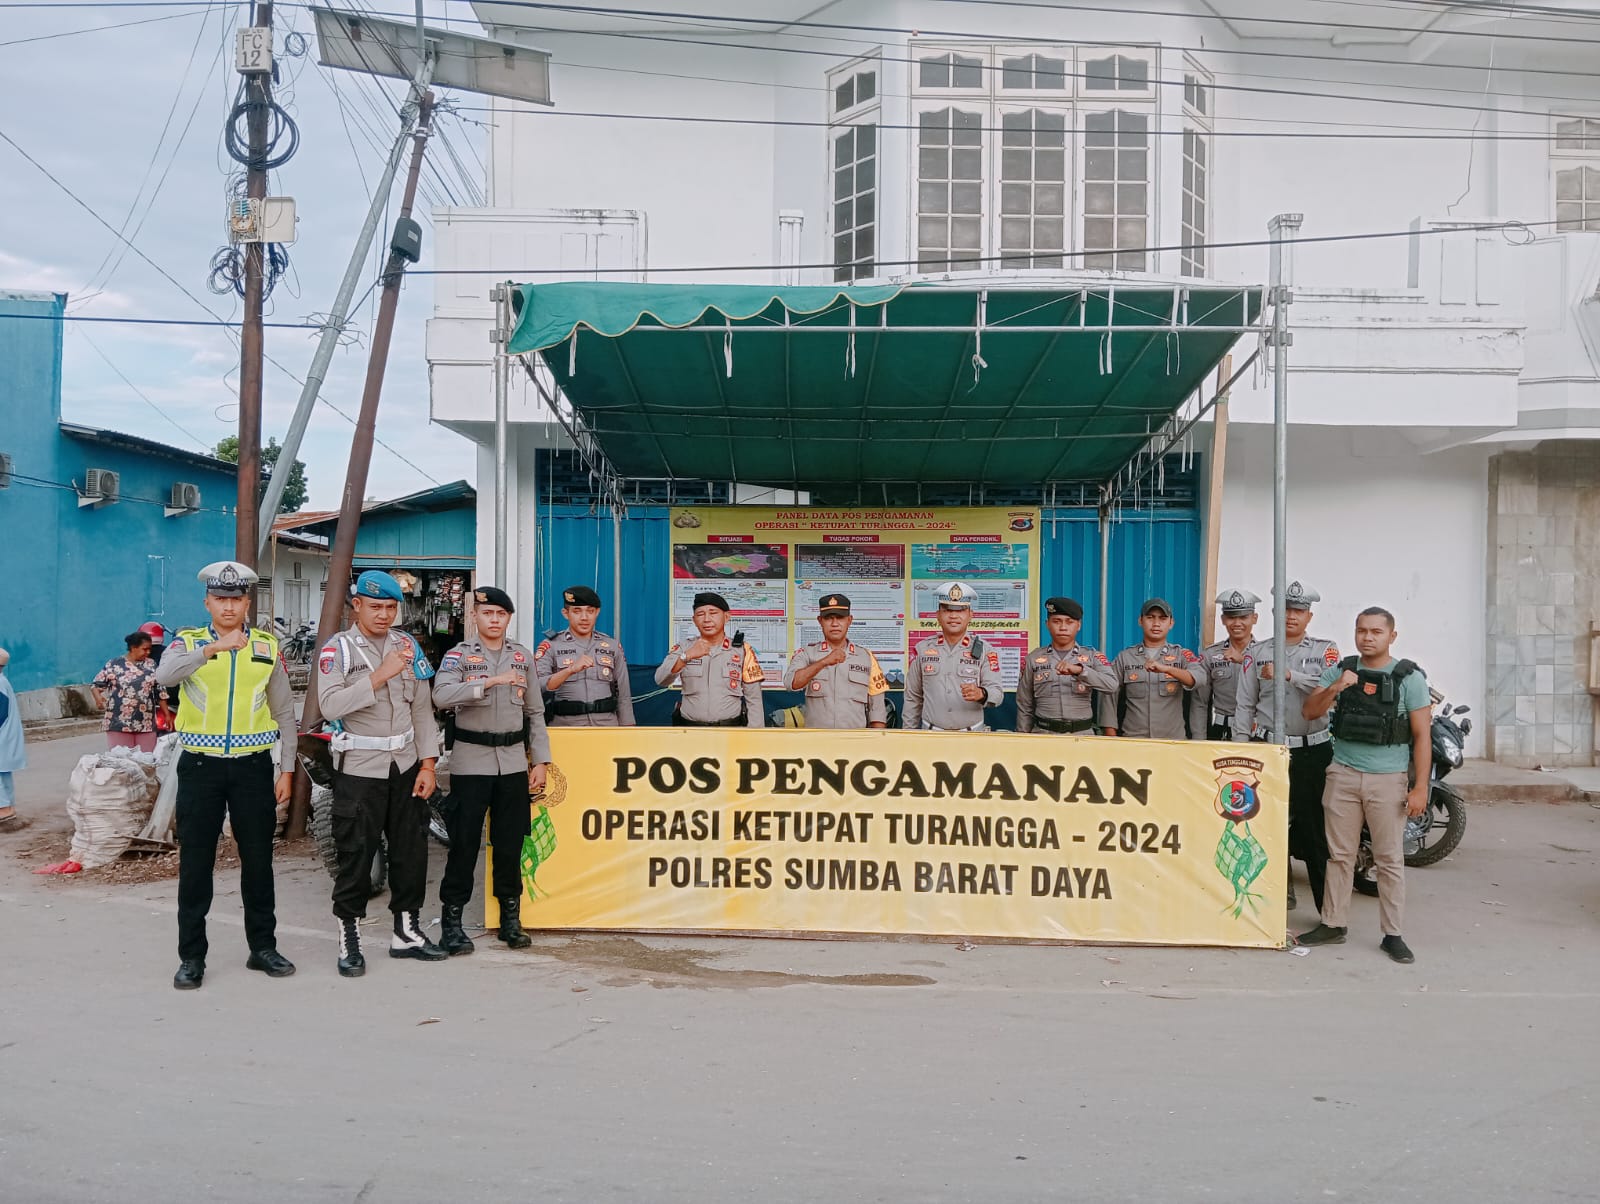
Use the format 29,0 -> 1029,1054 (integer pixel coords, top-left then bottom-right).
1485,443 -> 1600,766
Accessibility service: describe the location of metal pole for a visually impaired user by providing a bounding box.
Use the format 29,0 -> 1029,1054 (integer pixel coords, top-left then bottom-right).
493,282 -> 511,585
1098,503 -> 1112,651
256,58 -> 436,549
1268,213 -> 1302,746
236,0 -> 273,574
612,503 -> 623,645
286,92 -> 437,838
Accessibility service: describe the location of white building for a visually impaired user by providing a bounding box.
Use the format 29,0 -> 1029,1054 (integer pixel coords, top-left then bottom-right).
428,0 -> 1600,766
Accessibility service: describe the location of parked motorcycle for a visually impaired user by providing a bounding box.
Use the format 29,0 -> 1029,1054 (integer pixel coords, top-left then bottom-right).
1353,691 -> 1469,895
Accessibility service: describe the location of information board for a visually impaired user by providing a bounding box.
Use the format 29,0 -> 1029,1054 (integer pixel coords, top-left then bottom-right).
666,507 -> 1042,687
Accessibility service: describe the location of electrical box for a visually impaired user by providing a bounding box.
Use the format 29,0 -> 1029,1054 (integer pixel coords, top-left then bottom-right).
390,216 -> 423,264
227,197 -> 297,245
236,27 -> 272,75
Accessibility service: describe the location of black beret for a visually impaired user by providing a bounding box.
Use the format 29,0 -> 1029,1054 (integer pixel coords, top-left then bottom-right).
562,585 -> 602,608
472,585 -> 515,614
692,592 -> 730,612
1045,596 -> 1083,621
818,593 -> 851,615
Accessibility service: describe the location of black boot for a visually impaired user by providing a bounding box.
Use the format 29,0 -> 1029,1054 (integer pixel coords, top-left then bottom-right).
337,917 -> 365,978
439,902 -> 474,956
390,910 -> 447,961
497,897 -> 532,949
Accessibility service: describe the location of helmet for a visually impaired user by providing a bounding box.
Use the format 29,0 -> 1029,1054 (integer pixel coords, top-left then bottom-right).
138,622 -> 166,642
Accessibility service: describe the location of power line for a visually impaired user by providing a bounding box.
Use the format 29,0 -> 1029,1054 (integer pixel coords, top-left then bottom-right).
0,312 -> 324,328
5,470 -> 242,517
74,328 -> 218,452
0,8 -> 199,45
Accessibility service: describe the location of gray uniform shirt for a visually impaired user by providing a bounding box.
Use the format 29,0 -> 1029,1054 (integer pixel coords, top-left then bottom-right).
1233,634 -> 1340,742
1015,642 -> 1118,733
1098,641 -> 1209,740
534,629 -> 635,727
903,634 -> 1003,731
1199,639 -> 1260,727
432,639 -> 552,774
315,627 -> 441,779
783,641 -> 888,729
154,626 -> 298,770
655,637 -> 766,727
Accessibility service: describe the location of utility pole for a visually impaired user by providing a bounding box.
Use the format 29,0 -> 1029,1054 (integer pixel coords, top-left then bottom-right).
236,0 -> 272,574
1268,213 -> 1302,747
286,93 -> 436,838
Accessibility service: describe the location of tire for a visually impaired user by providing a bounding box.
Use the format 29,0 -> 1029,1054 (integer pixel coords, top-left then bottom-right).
1406,784 -> 1466,868
1353,840 -> 1380,897
309,785 -> 341,879
368,839 -> 388,897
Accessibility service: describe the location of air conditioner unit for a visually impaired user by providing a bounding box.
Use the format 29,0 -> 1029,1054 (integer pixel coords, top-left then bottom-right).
166,481 -> 201,517
0,452 -> 12,489
80,468 -> 120,508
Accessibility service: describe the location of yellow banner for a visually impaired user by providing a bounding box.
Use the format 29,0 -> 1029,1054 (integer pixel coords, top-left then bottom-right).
490,730 -> 1289,948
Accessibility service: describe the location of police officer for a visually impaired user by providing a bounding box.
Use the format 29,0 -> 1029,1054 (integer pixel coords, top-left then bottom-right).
903,582 -> 1002,732
316,570 -> 445,977
1100,598 -> 1208,740
1200,588 -> 1262,741
535,585 -> 634,728
1234,580 -> 1340,914
154,562 -> 298,990
1016,596 -> 1118,734
431,586 -> 551,955
655,592 -> 765,726
783,594 -> 889,728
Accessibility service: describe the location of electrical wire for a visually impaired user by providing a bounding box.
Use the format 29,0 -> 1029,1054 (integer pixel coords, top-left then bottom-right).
0,8 -> 199,45
3,470 -> 243,516
74,328 -> 218,451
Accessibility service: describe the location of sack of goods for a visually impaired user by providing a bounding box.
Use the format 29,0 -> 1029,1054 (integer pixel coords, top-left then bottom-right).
65,743 -> 169,868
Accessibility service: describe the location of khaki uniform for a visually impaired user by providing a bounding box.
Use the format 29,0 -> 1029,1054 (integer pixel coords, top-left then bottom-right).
655,637 -> 766,726
1098,641 -> 1208,740
783,641 -> 889,728
431,639 -> 552,774
533,629 -> 634,726
1234,635 -> 1340,744
315,627 -> 441,777
1199,638 -> 1260,739
903,635 -> 1002,732
1015,642 -> 1118,734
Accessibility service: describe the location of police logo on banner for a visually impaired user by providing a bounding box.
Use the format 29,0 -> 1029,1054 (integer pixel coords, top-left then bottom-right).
1212,756 -> 1270,919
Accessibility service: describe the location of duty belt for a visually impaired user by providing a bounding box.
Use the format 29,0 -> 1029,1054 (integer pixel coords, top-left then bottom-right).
675,713 -> 747,728
1257,729 -> 1332,749
329,730 -> 413,754
452,727 -> 527,748
1211,710 -> 1234,728
923,721 -> 988,733
1036,716 -> 1095,734
549,697 -> 618,717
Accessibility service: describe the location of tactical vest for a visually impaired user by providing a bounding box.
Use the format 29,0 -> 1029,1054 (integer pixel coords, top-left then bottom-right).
1330,656 -> 1421,746
172,626 -> 281,756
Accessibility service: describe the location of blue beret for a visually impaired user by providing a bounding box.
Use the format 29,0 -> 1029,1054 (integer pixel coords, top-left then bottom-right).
353,570 -> 405,602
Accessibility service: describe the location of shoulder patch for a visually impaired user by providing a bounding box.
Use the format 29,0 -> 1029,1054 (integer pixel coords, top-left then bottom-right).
535,641 -> 550,658
1096,652 -> 1110,666
741,644 -> 764,684
867,652 -> 888,695
986,651 -> 1000,672
441,651 -> 462,670
318,646 -> 337,675
1183,648 -> 1200,663
1324,645 -> 1339,666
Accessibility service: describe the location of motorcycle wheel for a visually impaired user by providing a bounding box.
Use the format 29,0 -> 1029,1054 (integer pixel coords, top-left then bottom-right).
368,839 -> 388,897
1353,842 -> 1380,897
309,785 -> 341,880
1406,784 -> 1467,868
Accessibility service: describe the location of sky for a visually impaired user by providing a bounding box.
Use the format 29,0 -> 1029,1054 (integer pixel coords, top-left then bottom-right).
0,0 -> 489,510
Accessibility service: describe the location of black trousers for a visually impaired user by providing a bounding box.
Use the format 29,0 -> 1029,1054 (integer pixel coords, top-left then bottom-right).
1207,719 -> 1234,741
175,750 -> 278,962
331,763 -> 427,919
1288,741 -> 1334,912
440,772 -> 531,909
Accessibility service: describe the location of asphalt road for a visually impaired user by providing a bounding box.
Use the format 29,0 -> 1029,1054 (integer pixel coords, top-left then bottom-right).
3,734 -> 1597,1203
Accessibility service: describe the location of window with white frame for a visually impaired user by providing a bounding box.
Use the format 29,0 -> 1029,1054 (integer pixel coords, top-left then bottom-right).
1180,62 -> 1211,277
1553,115 -> 1600,232
830,57 -> 880,281
910,43 -> 1157,273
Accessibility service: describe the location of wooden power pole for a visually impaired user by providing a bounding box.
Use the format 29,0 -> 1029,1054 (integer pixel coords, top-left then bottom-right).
235,0 -> 273,575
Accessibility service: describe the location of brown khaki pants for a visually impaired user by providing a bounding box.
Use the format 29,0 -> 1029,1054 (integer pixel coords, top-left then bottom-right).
1320,760 -> 1408,935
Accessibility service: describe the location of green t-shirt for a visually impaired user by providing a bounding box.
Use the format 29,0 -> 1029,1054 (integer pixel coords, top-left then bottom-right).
1320,658 -> 1430,775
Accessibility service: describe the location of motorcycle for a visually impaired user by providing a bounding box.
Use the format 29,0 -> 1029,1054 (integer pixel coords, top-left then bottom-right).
1353,691 -> 1470,896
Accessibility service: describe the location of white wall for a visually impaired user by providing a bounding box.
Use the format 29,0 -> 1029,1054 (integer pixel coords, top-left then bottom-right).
1215,424 -> 1490,753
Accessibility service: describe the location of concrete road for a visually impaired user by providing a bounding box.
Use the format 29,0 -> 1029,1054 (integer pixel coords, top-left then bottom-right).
3,734 -> 1597,1203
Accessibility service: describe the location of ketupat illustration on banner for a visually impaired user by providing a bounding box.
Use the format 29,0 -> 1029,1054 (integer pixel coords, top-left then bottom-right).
666,506 -> 1041,688
487,729 -> 1290,948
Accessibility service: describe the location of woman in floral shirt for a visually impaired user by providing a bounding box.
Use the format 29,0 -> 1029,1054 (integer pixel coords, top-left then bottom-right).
92,631 -> 166,752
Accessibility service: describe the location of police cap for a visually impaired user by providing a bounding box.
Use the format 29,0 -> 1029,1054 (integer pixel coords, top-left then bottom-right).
562,585 -> 602,609
473,585 -> 515,614
818,593 -> 851,617
1140,597 -> 1173,618
692,591 -> 730,612
1278,580 -> 1321,611
934,581 -> 975,610
1215,587 -> 1261,616
352,570 -> 405,602
197,560 -> 257,597
1045,596 -> 1083,621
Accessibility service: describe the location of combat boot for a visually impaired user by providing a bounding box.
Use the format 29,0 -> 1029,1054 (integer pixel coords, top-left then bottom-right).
439,902 -> 474,956
337,916 -> 365,978
390,910 -> 448,961
497,897 -> 532,949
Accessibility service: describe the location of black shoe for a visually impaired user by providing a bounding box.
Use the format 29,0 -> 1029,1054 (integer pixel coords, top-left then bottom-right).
246,948 -> 296,978
1296,923 -> 1348,946
1381,935 -> 1416,964
337,917 -> 366,978
173,959 -> 205,990
497,897 -> 532,950
390,910 -> 448,961
439,903 -> 475,956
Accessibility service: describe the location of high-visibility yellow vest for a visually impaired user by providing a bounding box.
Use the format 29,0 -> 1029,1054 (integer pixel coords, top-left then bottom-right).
172,626 -> 281,756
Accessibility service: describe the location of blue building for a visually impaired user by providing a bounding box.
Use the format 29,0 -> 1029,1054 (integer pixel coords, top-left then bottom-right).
0,290 -> 240,695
